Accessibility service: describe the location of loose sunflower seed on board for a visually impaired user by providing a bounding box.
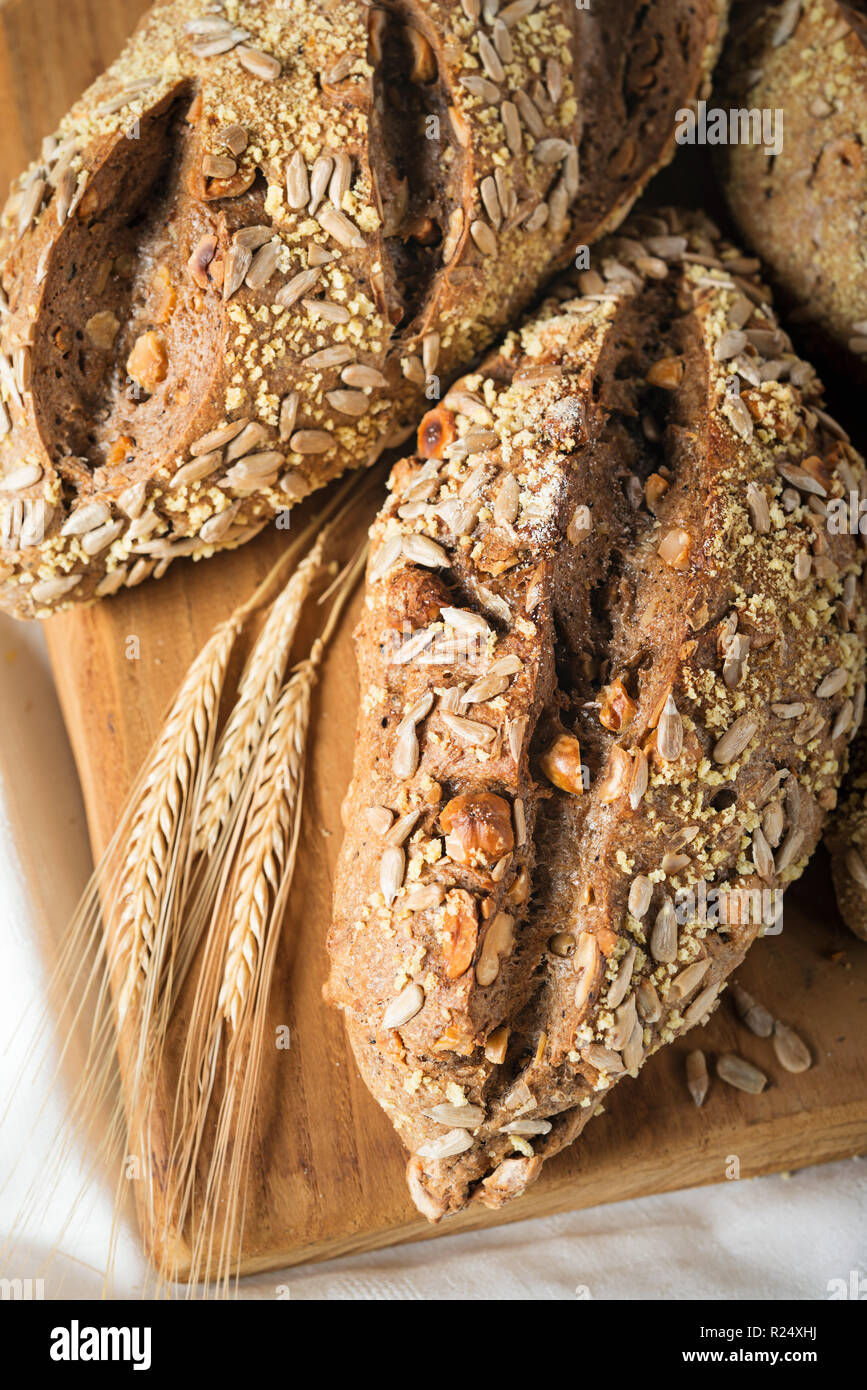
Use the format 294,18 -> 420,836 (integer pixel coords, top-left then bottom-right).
772,1021 -> 812,1074
730,981 -> 775,1037
717,1053 -> 767,1095
686,1049 -> 708,1107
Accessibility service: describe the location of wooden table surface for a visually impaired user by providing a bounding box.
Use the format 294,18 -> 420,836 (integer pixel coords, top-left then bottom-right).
2,0 -> 865,1278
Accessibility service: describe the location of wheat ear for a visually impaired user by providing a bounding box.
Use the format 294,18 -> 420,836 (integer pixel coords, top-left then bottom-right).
158,545 -> 366,1294
0,477 -> 369,1296
195,536 -> 327,859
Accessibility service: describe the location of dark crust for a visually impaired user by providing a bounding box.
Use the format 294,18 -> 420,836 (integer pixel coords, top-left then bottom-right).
327,206 -> 867,1220
0,0 -> 727,618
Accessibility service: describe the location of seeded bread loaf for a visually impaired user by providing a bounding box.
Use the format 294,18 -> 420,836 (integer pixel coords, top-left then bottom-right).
0,0 -> 728,619
825,724 -> 867,941
717,0 -> 867,385
326,207 -> 867,1220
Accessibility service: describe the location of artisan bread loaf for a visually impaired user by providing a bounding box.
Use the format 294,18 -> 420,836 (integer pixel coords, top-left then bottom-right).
825,723 -> 867,941
326,207 -> 867,1220
717,0 -> 867,384
0,0 -> 727,618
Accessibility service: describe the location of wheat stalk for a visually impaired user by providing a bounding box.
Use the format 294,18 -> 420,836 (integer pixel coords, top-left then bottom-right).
218,651 -> 317,1032
195,538 -> 326,860
111,615 -> 239,1026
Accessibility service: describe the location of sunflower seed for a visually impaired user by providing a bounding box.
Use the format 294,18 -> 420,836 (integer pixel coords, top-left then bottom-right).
392,720 -> 419,779
284,152 -> 309,210
715,329 -> 748,361
777,461 -> 826,496
470,220 -> 497,256
745,481 -> 771,534
514,93 -> 544,145
303,297 -> 350,324
230,450 -> 284,479
271,267 -> 319,310
628,749 -> 649,811
339,364 -> 385,391
31,573 -> 82,601
772,1021 -> 811,1073
238,46 -> 281,80
657,693 -> 684,760
185,15 -> 233,36
245,238 -> 280,290
306,344 -> 355,370
16,177 -> 45,236
834,697 -> 858,739
661,851 -> 689,874
581,1045 -> 624,1076
61,500 -> 110,536
380,846 -> 405,907
404,883 -> 445,912
636,977 -> 662,1023
325,388 -> 369,417
761,800 -> 784,848
441,711 -> 495,745
501,99 -> 522,154
713,714 -> 757,764
794,550 -> 811,582
222,244 -> 252,300
289,430 -> 334,455
684,980 -> 720,1028
229,226 -> 271,253
427,1103 -> 484,1128
199,505 -> 240,543
203,152 -> 237,180
225,422 -> 269,461
717,1053 -> 767,1094
845,846 -> 867,890
417,1127 -> 473,1160
440,605 -> 491,637
772,0 -> 802,46
686,1049 -> 708,1106
500,1117 -> 551,1136
816,666 -> 848,698
621,1018 -> 644,1072
534,137 -> 573,164
669,958 -> 710,1002
627,874 -> 652,918
0,463 -> 43,492
607,944 -> 636,1009
775,828 -> 805,874
507,714 -> 528,763
650,899 -> 677,963
460,75 -> 500,103
573,932 -> 599,1013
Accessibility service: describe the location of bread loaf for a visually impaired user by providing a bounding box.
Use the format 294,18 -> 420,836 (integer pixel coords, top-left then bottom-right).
825,722 -> 867,941
717,0 -> 867,385
0,0 -> 728,618
326,206 -> 867,1220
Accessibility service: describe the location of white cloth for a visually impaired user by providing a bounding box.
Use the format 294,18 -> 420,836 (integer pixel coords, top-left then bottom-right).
1,616 -> 864,1300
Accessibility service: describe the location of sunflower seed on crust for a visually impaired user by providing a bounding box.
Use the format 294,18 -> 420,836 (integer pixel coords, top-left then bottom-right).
416,1128 -> 473,1160
379,845 -> 405,907
426,1103 -> 484,1128
713,714 -> 758,764
650,898 -> 678,963
237,46 -> 281,80
382,979 -> 423,1030
657,694 -> 683,760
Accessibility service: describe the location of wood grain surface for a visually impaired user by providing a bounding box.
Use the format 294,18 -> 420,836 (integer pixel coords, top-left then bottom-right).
3,0 -> 865,1279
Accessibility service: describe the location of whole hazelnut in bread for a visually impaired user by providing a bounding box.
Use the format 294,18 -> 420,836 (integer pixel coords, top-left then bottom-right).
0,0 -> 728,618
326,208 -> 867,1220
718,0 -> 867,385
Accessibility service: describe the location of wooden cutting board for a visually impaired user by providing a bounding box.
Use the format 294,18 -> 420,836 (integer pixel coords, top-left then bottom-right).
4,0 -> 866,1278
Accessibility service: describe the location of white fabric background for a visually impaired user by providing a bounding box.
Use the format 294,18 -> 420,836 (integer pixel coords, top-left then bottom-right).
0,614 -> 864,1301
